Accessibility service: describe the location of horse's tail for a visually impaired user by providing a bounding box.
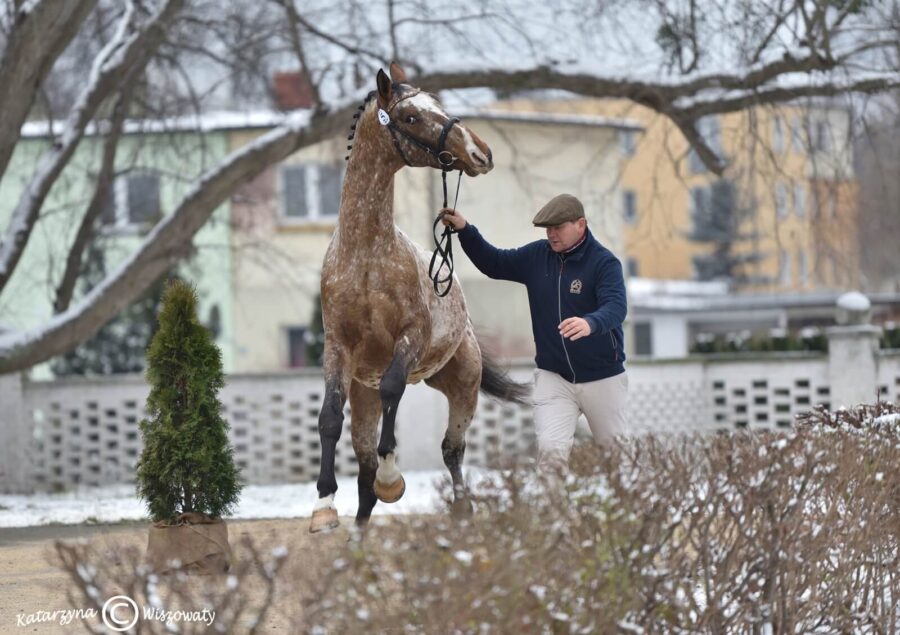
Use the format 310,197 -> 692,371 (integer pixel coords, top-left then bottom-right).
478,339 -> 530,405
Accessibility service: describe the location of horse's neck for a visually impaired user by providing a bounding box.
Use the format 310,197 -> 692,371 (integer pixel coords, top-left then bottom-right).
337,121 -> 403,250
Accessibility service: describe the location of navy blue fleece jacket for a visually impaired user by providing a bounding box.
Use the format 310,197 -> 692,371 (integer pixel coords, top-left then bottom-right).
458,224 -> 626,383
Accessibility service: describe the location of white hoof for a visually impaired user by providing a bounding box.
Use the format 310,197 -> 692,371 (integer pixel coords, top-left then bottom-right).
374,453 -> 405,503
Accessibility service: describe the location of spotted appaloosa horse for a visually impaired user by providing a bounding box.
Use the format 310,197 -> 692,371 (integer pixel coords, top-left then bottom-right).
309,63 -> 526,533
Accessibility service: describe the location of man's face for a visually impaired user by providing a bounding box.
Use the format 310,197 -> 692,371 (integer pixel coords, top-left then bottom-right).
545,219 -> 586,253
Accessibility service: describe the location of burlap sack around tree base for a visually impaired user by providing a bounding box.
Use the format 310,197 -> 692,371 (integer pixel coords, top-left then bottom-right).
145,512 -> 232,575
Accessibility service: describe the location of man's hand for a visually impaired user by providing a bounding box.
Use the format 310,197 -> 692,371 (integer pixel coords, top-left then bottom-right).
559,317 -> 592,341
439,207 -> 467,231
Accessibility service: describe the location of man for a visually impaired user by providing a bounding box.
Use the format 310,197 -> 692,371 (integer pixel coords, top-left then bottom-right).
441,193 -> 628,470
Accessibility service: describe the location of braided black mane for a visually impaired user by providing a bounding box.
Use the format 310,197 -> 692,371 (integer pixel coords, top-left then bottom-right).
345,91 -> 378,161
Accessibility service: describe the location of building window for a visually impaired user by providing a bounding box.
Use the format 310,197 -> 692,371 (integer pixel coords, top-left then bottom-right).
101,171 -> 161,228
207,305 -> 222,340
623,189 -> 637,224
626,258 -> 639,277
814,120 -> 830,152
688,116 -> 722,174
772,116 -> 784,153
791,116 -> 804,152
797,249 -> 808,285
690,186 -> 710,217
793,182 -> 806,217
280,163 -> 343,222
779,249 -> 792,286
287,326 -> 308,368
634,322 -> 652,356
619,130 -> 636,157
775,182 -> 788,218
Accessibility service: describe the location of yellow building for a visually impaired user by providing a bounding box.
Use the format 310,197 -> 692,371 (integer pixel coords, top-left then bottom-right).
492,97 -> 859,293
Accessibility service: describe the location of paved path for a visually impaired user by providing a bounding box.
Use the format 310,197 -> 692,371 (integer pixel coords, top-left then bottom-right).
0,517 -> 357,633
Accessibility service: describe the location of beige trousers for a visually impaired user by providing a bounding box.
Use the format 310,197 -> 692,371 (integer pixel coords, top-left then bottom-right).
532,368 -> 628,470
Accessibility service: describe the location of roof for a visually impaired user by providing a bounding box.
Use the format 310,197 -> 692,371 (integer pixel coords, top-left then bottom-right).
628,278 -> 900,314
454,108 -> 642,131
20,111 -> 305,138
20,105 -> 641,140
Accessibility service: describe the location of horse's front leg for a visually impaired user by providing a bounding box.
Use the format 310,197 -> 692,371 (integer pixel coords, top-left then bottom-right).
309,341 -> 351,533
373,340 -> 420,503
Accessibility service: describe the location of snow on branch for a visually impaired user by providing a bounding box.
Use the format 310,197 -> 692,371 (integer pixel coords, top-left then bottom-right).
417,59 -> 900,174
0,0 -> 184,294
0,0 -> 96,184
0,107 -> 355,374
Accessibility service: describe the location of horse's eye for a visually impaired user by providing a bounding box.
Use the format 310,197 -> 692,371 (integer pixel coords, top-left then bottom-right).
405,115 -> 417,125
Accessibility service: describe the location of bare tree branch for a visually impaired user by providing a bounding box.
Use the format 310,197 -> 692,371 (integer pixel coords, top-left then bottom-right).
274,0 -> 322,106
417,64 -> 899,174
274,2 -> 387,66
0,105 -> 354,373
0,0 -> 97,182
0,0 -> 898,372
0,0 -> 184,294
53,84 -> 134,314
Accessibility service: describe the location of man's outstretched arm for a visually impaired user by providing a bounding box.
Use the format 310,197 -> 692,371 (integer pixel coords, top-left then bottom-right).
441,208 -> 531,284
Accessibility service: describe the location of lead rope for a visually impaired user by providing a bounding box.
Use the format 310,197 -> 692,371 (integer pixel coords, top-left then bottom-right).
428,168 -> 463,297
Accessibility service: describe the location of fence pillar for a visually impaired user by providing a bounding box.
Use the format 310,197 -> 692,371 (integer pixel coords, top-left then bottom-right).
827,292 -> 882,409
0,372 -> 29,493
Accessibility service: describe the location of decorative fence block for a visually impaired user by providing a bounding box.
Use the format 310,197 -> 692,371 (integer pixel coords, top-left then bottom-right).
11,350 -> 899,492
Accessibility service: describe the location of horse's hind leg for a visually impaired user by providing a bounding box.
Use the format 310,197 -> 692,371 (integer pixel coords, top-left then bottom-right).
373,344 -> 417,503
349,379 -> 381,525
310,342 -> 351,533
425,327 -> 481,516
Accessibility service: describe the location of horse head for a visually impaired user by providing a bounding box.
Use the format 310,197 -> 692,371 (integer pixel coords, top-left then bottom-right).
373,62 -> 493,177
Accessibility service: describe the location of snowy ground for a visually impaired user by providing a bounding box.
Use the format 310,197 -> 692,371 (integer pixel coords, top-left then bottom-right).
0,470 -> 476,528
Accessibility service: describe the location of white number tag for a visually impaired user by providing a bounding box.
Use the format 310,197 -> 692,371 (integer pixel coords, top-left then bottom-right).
377,109 -> 390,126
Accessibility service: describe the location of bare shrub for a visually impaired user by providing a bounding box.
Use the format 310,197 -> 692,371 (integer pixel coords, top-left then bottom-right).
55,534 -> 286,634
57,404 -> 899,633
292,404 -> 898,633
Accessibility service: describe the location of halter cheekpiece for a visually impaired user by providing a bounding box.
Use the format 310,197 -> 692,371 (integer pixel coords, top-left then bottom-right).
380,89 -> 464,298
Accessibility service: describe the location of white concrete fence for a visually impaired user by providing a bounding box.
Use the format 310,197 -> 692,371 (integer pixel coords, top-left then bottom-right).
1,323 -> 898,493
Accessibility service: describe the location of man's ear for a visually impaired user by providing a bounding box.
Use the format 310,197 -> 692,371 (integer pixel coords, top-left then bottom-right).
376,69 -> 393,108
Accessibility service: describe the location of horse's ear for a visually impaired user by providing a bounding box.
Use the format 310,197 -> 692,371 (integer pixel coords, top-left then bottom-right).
389,61 -> 407,84
376,68 -> 393,107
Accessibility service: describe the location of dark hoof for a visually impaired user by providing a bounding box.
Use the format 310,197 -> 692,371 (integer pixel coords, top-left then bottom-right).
373,475 -> 406,503
309,508 -> 340,533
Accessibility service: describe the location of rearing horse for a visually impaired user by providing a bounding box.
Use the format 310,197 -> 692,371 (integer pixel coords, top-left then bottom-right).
310,62 -> 525,533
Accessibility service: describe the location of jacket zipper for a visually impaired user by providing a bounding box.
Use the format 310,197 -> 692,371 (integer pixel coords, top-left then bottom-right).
610,331 -> 619,361
558,256 -> 577,383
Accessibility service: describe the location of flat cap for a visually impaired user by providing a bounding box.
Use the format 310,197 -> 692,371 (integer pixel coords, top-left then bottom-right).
532,193 -> 585,227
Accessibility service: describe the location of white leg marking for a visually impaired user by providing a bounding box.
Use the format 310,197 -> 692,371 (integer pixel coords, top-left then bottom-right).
313,493 -> 336,512
376,452 -> 401,485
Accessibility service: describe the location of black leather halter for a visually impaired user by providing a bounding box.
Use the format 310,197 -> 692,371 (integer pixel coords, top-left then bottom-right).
383,90 -> 460,169
381,90 -> 464,297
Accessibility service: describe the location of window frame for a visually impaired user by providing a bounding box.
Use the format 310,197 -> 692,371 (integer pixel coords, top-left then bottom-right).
775,182 -> 788,219
286,325 -> 309,368
278,163 -> 343,224
619,129 -> 637,157
622,189 -> 637,224
99,169 -> 162,232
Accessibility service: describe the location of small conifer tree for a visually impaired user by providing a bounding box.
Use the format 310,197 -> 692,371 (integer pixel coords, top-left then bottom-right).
136,280 -> 241,522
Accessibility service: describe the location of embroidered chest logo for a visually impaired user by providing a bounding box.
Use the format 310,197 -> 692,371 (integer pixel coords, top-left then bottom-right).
569,279 -> 582,294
